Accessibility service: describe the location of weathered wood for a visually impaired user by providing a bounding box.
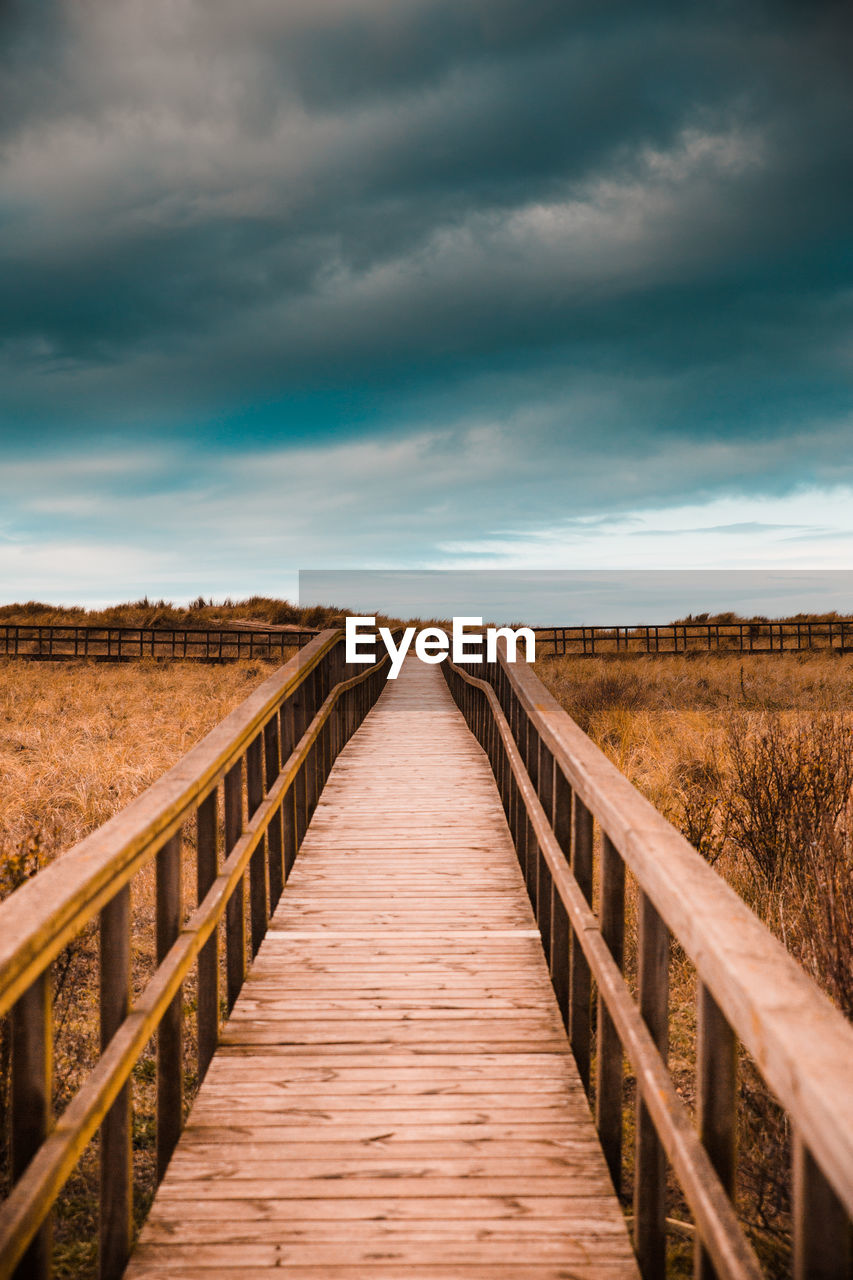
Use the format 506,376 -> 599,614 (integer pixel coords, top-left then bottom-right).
633,891 -> 669,1279
596,833 -> 625,1193
245,733 -> 268,957
0,623 -> 316,663
126,661 -> 638,1278
99,885 -> 132,1280
223,760 -> 245,1011
10,973 -> 52,1280
195,791 -> 219,1083
696,983 -> 737,1280
262,717 -> 284,908
570,796 -> 593,1090
156,833 -> 183,1183
793,1133 -> 852,1279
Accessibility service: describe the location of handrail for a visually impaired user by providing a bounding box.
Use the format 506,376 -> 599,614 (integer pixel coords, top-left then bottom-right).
0,623 -> 317,663
443,647 -> 853,1279
533,618 -> 853,656
0,630 -> 393,1279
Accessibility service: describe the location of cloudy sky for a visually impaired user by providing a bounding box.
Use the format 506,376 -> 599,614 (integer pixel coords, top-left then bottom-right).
1,0 -> 852,610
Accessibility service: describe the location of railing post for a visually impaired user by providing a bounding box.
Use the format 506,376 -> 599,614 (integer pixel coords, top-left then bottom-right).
634,891 -> 669,1278
264,716 -> 284,910
155,832 -> 183,1183
792,1136 -> 851,1279
224,761 -> 245,1010
196,790 -> 219,1082
11,972 -> 53,1280
307,738 -> 319,821
550,766 -> 572,1029
523,814 -> 536,905
695,984 -> 737,1280
536,741 -> 554,956
537,852 -> 552,958
570,796 -> 593,1091
99,886 -> 132,1280
246,733 -> 268,956
596,833 -> 625,1193
280,697 -> 298,877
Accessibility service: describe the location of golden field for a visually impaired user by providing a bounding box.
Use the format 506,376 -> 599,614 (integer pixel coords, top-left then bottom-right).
0,656 -> 285,1276
0,657 -> 283,876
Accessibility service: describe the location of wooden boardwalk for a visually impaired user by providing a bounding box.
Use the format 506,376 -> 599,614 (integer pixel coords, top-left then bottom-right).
125,661 -> 639,1278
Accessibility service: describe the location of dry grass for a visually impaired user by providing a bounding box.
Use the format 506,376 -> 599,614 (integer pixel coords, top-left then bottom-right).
536,649 -> 853,1273
0,656 -> 285,1276
0,657 -> 282,864
0,595 -> 343,631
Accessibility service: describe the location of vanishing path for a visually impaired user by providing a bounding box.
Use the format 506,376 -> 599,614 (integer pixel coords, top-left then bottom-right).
125,661 -> 638,1278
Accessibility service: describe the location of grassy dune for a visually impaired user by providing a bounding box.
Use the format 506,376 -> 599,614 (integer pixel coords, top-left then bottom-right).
0,595 -> 342,631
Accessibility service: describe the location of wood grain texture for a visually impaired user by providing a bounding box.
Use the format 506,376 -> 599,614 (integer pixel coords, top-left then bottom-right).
125,661 -> 638,1278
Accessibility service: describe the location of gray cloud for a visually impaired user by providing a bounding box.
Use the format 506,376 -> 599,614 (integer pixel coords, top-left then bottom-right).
0,0 -> 852,594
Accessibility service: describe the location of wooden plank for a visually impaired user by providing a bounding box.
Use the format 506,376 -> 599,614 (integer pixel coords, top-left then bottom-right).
128,1194 -> 626,1222
125,1266 -> 637,1280
126,660 -> 638,1279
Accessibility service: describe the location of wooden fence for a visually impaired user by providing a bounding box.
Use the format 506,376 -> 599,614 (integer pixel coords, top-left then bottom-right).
0,630 -> 393,1280
443,644 -> 853,1279
3,619 -> 852,664
0,625 -> 317,662
534,618 -> 853,656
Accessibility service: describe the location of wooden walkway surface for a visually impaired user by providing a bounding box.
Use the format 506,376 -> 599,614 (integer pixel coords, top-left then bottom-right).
125,661 -> 639,1278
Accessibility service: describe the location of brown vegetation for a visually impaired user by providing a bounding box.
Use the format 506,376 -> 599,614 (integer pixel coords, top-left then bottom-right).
536,649 -> 853,1272
0,595 -> 344,631
0,656 -> 284,1276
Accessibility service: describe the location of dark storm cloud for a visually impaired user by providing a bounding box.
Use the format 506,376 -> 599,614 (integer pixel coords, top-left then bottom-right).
1,0 -> 852,585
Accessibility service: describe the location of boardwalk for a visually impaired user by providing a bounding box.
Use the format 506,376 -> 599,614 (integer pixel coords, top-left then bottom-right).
125,660 -> 638,1278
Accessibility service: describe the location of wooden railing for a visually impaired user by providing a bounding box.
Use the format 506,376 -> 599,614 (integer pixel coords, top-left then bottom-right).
6,618 -> 850,663
0,625 -> 317,662
443,646 -> 853,1280
0,629 -> 392,1280
534,618 -> 853,656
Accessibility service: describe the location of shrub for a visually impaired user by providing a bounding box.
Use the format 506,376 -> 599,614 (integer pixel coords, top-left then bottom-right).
724,712 -> 853,894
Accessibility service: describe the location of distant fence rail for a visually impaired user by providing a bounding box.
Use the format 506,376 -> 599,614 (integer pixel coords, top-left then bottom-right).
534,618 -> 853,656
5,619 -> 852,663
0,625 -> 318,662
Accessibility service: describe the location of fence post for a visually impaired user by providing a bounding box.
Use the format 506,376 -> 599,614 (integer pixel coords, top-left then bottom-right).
246,733 -> 268,956
11,972 -> 53,1280
264,717 -> 284,910
550,767 -> 572,1029
224,761 -> 245,1010
196,790 -> 220,1082
596,834 -> 625,1192
156,832 -> 183,1183
570,797 -> 593,1091
99,887 -> 132,1280
695,984 -> 737,1280
634,892 -> 669,1277
792,1136 -> 851,1279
